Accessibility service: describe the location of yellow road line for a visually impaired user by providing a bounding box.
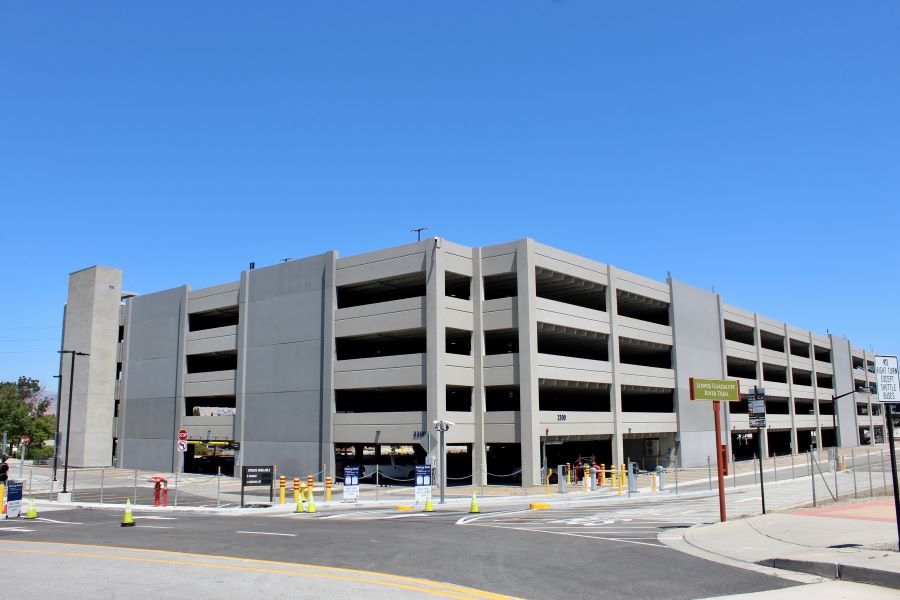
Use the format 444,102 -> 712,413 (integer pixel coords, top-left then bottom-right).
0,541 -> 521,600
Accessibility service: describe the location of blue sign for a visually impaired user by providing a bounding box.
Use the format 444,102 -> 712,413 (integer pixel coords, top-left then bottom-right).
415,465 -> 432,487
344,465 -> 360,487
6,480 -> 23,518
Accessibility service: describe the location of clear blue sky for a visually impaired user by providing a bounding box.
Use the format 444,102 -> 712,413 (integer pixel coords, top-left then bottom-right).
2,1 -> 898,389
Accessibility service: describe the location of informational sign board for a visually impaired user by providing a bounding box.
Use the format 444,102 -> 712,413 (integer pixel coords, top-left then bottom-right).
242,465 -> 273,486
176,440 -> 188,453
748,399 -> 767,428
240,465 -> 274,507
5,480 -> 23,518
690,378 -> 741,402
874,355 -> 899,404
343,465 -> 360,502
414,464 -> 432,504
747,387 -> 767,428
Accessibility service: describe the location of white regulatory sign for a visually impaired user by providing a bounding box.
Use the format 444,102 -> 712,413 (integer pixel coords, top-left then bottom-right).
176,440 -> 188,453
874,355 -> 899,404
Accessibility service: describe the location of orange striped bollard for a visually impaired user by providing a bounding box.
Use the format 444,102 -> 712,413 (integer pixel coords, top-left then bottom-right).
599,464 -> 606,487
293,478 -> 300,504
279,476 -> 286,505
307,474 -> 314,499
325,476 -> 332,502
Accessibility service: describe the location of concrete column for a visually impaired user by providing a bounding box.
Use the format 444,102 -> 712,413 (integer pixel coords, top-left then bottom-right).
471,248 -> 487,486
234,268 -> 252,476
425,238 -> 446,472
784,325 -> 798,455
515,239 -> 540,486
810,332 -> 823,449
607,266 -> 624,467
58,266 -> 124,467
320,252 -> 338,479
171,286 -> 189,473
753,314 -> 769,458
716,294 -> 732,461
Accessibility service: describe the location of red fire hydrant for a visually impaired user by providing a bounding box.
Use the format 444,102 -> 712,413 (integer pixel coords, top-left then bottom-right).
148,476 -> 168,507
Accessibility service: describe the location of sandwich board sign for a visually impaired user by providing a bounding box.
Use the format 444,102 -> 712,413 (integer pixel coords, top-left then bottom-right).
414,464 -> 432,504
343,465 -> 360,502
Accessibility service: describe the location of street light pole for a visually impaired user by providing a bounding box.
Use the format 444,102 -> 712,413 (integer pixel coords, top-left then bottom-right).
433,420 -> 454,504
58,350 -> 89,494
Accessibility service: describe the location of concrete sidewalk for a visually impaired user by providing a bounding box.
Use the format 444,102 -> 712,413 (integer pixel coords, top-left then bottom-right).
663,498 -> 900,590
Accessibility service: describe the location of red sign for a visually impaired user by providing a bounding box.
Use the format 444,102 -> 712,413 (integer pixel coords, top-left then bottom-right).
20,436 -> 30,446
177,429 -> 188,441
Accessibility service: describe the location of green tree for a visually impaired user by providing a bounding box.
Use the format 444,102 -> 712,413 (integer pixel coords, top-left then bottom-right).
0,377 -> 51,449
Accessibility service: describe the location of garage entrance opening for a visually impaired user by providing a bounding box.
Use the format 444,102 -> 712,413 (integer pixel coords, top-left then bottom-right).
485,443 -> 521,485
767,430 -> 792,456
183,441 -> 235,476
542,437 -> 612,480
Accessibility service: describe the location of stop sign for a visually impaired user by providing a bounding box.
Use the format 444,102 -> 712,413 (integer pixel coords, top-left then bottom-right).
177,429 -> 188,441
20,436 -> 30,446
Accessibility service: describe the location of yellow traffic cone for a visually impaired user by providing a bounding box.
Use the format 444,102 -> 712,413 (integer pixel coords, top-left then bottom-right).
424,492 -> 433,513
469,492 -> 480,514
24,498 -> 37,519
121,498 -> 135,527
307,491 -> 317,514
294,498 -> 304,514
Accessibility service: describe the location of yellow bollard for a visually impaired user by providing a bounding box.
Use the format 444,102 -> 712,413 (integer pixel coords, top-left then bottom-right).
279,475 -> 286,505
546,468 -> 553,496
618,464 -> 625,496
652,471 -> 657,493
600,464 -> 606,487
583,465 -> 590,491
565,463 -> 571,485
325,476 -> 332,502
293,478 -> 300,504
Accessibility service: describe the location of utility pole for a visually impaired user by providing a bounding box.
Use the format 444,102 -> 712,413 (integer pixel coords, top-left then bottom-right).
412,227 -> 427,242
433,420 -> 454,504
58,349 -> 90,495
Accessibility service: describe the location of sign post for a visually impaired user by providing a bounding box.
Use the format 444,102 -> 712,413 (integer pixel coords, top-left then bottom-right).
748,386 -> 767,514
691,378 -> 741,522
874,355 -> 900,551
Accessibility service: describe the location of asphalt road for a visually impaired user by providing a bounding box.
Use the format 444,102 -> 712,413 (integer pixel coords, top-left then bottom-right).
0,503 -> 797,600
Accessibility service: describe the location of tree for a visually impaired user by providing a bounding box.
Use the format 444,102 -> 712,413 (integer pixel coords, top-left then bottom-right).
0,377 -> 52,447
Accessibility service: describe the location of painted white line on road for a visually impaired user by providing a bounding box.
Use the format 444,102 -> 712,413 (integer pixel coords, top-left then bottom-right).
381,513 -> 432,519
136,525 -> 174,529
0,528 -> 35,532
235,531 -> 297,537
734,497 -> 760,503
135,516 -> 177,520
35,518 -> 84,525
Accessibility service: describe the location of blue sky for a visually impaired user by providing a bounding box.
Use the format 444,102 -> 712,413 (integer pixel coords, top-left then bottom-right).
2,1 -> 898,389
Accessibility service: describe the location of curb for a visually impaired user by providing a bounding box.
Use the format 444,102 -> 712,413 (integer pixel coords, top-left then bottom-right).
758,558 -> 900,591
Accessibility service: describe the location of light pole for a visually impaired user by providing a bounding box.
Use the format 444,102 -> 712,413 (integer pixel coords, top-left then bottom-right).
433,419 -> 454,504
831,385 -> 875,448
58,350 -> 89,494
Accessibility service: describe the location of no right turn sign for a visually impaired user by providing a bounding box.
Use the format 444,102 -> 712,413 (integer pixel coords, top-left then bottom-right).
874,355 -> 899,404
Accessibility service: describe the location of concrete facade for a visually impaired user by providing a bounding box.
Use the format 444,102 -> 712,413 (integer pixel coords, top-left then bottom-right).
59,240 -> 888,484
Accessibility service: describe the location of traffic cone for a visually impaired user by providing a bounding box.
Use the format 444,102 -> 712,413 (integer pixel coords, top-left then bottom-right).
307,491 -> 317,514
424,492 -> 433,513
294,498 -> 304,514
469,492 -> 479,514
24,498 -> 37,519
121,498 -> 135,527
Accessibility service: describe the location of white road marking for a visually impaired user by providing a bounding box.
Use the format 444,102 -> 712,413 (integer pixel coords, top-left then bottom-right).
735,497 -> 761,503
34,518 -> 84,525
381,513 -> 432,519
136,525 -> 174,529
0,527 -> 35,532
235,531 -> 297,537
135,516 -> 177,520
